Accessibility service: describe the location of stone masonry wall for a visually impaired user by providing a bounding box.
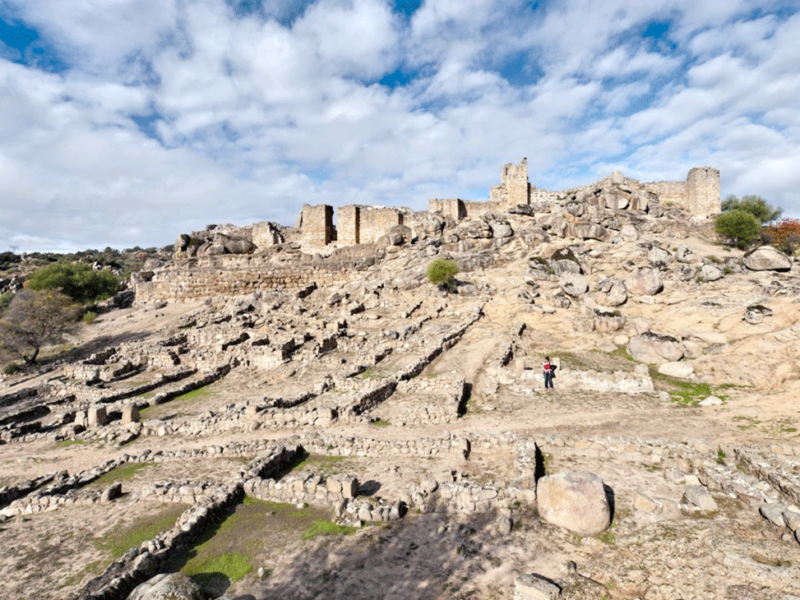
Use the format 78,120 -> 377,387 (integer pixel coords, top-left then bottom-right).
359,207 -> 404,244
489,158 -> 530,207
643,180 -> 688,209
135,256 -> 356,303
687,167 -> 721,218
428,199 -> 467,222
301,204 -> 335,247
338,205 -> 361,246
252,222 -> 283,248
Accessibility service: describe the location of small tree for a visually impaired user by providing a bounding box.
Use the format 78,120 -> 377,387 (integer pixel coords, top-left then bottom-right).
721,195 -> 782,224
714,209 -> 761,249
427,259 -> 459,290
763,218 -> 800,255
27,261 -> 120,304
0,290 -> 80,365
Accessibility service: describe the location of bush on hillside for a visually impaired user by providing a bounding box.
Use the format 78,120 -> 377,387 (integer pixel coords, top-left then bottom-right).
721,195 -> 782,224
714,210 -> 761,249
27,262 -> 120,304
427,259 -> 459,290
762,218 -> 800,255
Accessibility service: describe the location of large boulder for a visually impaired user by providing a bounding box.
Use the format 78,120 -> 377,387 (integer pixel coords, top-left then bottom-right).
550,248 -> 582,276
594,277 -> 627,307
619,224 -> 639,242
742,246 -> 792,272
676,244 -> 696,263
223,238 -> 256,254
537,471 -> 612,535
647,245 -> 672,266
129,573 -> 204,600
628,332 -> 684,364
594,309 -> 625,333
490,220 -> 514,239
602,188 -> 629,210
560,272 -> 588,297
570,221 -> 606,241
699,264 -> 723,282
627,267 -> 663,295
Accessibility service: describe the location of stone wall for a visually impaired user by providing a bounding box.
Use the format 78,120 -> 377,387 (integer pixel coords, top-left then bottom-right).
687,167 -> 721,218
252,221 -> 284,248
135,256 -> 358,303
490,158 -> 530,207
463,201 -> 504,219
359,207 -> 404,244
428,199 -> 467,222
338,205 -> 361,246
643,180 -> 687,209
301,204 -> 335,247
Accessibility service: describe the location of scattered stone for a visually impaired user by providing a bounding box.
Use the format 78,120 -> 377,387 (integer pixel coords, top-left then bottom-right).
559,272 -> 588,297
633,491 -> 660,513
742,246 -> 792,272
129,573 -> 204,600
122,405 -> 140,425
101,482 -> 123,502
87,406 -> 108,427
514,574 -> 561,600
628,267 -> 663,296
537,471 -> 612,535
759,503 -> 787,528
628,332 -> 684,364
699,396 -> 723,406
683,485 -> 718,513
676,244 -> 696,263
699,264 -> 724,282
658,361 -> 694,379
620,224 -> 639,242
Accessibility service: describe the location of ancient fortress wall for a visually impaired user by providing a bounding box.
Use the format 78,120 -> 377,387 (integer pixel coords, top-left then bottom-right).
359,207 -> 404,244
135,256 -> 361,303
301,205 -> 335,247
642,181 -> 687,208
337,205 -> 361,246
252,222 -> 282,247
428,199 -> 466,222
489,158 -> 530,207
687,167 -> 721,218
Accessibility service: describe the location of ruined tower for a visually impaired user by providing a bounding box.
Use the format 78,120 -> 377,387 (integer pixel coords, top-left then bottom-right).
490,158 -> 531,207
686,167 -> 721,218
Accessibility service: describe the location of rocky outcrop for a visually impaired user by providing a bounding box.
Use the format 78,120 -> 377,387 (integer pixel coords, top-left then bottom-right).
128,573 -> 204,600
627,267 -> 663,295
628,332 -> 684,364
536,471 -> 612,535
743,246 -> 792,272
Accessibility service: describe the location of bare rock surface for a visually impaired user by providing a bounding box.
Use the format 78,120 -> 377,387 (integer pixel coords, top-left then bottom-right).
536,471 -> 612,535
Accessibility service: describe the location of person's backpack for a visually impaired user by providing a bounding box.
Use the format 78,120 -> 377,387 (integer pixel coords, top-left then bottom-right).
550,364 -> 557,378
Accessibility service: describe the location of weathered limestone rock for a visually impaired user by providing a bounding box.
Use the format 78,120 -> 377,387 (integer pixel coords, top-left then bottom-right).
490,220 -> 514,239
87,406 -> 108,427
658,361 -> 694,379
129,573 -> 204,600
594,277 -> 627,307
619,224 -> 639,242
647,245 -> 672,265
101,482 -> 122,502
744,304 -> 772,325
683,485 -> 717,513
514,574 -> 561,600
742,246 -> 792,272
627,267 -> 663,295
570,221 -> 606,241
699,396 -> 723,406
550,248 -> 582,276
611,170 -> 624,184
593,309 -> 625,333
628,332 -> 684,364
122,405 -> 140,425
602,188 -> 629,210
559,272 -> 588,297
537,471 -> 611,535
699,264 -> 724,282
759,503 -> 787,527
676,244 -> 696,263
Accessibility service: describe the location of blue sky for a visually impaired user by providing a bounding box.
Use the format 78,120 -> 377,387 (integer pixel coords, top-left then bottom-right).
1,0 -> 799,251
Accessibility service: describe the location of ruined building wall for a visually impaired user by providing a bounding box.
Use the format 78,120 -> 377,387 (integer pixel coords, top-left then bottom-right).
490,158 -> 530,206
642,181 -> 688,208
428,199 -> 467,222
337,205 -> 361,246
301,204 -> 335,247
463,201 -> 504,219
359,207 -> 404,244
135,256 -> 361,303
687,167 -> 721,218
252,222 -> 283,248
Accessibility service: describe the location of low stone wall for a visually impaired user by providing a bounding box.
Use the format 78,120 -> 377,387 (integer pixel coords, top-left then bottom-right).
74,445 -> 298,600
0,471 -> 64,510
140,480 -> 231,504
0,386 -> 39,409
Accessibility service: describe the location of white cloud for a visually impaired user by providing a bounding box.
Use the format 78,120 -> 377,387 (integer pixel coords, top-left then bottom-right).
1,0 -> 799,253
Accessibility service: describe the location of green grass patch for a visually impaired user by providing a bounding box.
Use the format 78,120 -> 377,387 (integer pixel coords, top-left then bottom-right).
185,552 -> 253,588
175,386 -> 210,401
57,439 -> 90,447
609,347 -> 635,361
301,520 -> 357,541
648,367 -> 730,406
97,504 -> 187,559
86,462 -> 155,489
596,530 -> 616,545
290,452 -> 349,475
370,418 -> 391,427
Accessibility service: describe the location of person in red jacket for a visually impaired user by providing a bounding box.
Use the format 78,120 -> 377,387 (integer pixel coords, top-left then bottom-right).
543,356 -> 555,390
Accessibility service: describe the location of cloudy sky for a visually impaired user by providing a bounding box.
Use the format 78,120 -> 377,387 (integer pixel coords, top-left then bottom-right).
1,0 -> 799,252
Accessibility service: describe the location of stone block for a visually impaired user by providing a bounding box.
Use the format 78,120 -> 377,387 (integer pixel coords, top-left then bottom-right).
122,405 -> 140,425
514,574 -> 561,600
87,406 -> 108,427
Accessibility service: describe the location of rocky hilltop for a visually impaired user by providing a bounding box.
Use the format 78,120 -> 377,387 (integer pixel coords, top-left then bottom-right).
1,163 -> 799,600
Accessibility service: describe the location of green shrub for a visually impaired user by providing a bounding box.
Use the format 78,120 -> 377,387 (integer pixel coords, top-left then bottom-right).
83,311 -> 98,324
3,363 -> 21,375
27,262 -> 120,304
721,195 -> 781,224
427,259 -> 459,289
714,210 -> 761,249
